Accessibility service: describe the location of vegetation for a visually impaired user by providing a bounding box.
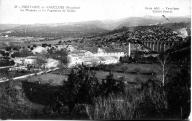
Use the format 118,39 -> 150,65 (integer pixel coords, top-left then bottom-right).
164,36 -> 191,119
0,45 -> 190,119
48,66 -> 125,113
0,23 -> 190,120
11,48 -> 34,58
120,55 -> 158,64
91,79 -> 167,120
47,43 -> 190,120
0,80 -> 40,119
47,48 -> 68,64
0,58 -> 15,67
42,65 -> 168,120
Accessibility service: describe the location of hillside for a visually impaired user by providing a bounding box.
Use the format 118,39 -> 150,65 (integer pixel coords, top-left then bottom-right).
78,22 -> 191,53
0,23 -> 108,38
0,16 -> 190,38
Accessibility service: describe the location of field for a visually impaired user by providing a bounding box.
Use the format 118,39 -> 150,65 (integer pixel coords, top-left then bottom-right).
95,63 -> 161,74
27,63 -> 160,86
0,36 -> 42,48
95,70 -> 154,83
0,59 -> 189,120
0,63 -> 160,85
27,73 -> 67,86
0,36 -> 77,49
0,63 -> 159,119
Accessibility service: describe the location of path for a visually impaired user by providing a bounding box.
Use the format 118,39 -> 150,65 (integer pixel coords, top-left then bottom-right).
0,67 -> 59,83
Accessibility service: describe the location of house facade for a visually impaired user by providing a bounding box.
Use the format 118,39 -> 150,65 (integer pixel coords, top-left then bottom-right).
67,48 -> 125,67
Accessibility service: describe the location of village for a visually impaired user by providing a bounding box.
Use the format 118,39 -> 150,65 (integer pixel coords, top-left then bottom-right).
0,40 -> 130,82
0,9 -> 190,119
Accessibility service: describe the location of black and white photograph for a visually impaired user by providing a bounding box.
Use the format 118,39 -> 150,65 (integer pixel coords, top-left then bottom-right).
0,0 -> 191,120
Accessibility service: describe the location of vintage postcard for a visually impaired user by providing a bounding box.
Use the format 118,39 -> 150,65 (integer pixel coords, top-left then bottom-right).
0,0 -> 191,120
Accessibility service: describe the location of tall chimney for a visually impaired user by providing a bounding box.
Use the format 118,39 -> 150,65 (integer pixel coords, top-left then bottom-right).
128,42 -> 131,57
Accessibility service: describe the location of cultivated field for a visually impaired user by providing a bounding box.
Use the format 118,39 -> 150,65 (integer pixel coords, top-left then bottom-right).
24,63 -> 161,86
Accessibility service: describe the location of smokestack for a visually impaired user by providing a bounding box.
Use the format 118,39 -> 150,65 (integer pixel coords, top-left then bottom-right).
128,42 -> 131,57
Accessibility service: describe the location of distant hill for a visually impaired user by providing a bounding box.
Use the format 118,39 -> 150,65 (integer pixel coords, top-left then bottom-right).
14,22 -> 108,33
114,16 -> 191,29
79,20 -> 191,53
0,24 -> 21,32
0,16 -> 190,37
0,21 -> 109,37
161,22 -> 191,36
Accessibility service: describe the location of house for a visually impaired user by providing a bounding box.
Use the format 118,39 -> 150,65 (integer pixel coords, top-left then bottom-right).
44,58 -> 60,69
32,46 -> 47,54
67,48 -> 125,68
98,56 -> 119,65
13,56 -> 37,66
94,48 -> 125,60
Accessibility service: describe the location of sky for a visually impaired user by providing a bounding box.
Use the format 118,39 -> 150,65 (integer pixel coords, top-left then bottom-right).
0,0 -> 191,24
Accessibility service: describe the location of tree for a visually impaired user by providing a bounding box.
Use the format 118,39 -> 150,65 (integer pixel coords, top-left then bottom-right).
47,48 -> 68,64
101,72 -> 125,96
58,41 -> 62,44
49,65 -> 126,115
36,56 -> 47,69
11,48 -> 33,57
58,65 -> 100,112
157,52 -> 170,86
164,39 -> 190,119
165,67 -> 190,119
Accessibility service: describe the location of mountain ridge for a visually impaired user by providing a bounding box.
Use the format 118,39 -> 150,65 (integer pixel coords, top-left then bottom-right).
0,16 -> 190,37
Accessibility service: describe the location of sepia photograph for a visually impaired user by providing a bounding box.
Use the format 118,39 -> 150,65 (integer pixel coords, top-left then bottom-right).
0,0 -> 191,120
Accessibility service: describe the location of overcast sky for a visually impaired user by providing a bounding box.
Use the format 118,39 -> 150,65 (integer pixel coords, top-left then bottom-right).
0,0 -> 190,24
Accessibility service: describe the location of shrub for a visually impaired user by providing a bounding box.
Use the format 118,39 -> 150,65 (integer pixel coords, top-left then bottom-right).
99,72 -> 125,97
165,67 -> 190,119
136,79 -> 167,119
51,65 -> 126,113
90,94 -> 135,120
0,80 -> 34,119
47,48 -> 68,64
58,66 -> 100,112
89,79 -> 167,120
0,59 -> 15,67
50,65 -> 167,120
11,49 -> 33,57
